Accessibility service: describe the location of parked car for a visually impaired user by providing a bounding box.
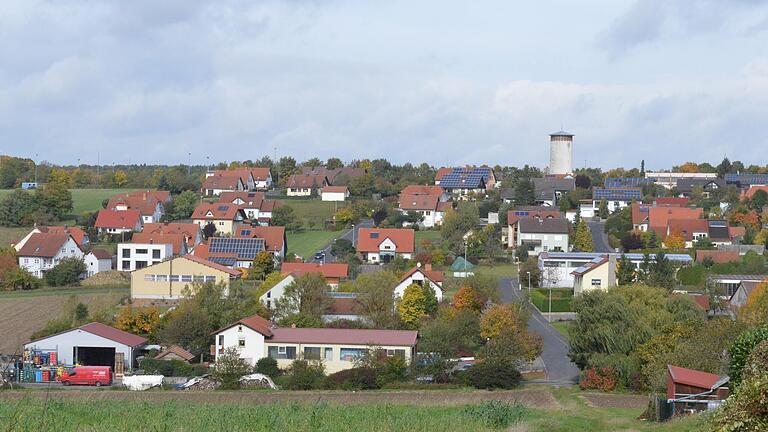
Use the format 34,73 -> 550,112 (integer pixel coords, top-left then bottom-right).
314,251 -> 325,260
61,366 -> 112,387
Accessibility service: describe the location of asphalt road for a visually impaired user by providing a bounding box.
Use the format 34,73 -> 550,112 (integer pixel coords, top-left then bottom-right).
499,277 -> 579,385
587,220 -> 613,253
313,219 -> 374,263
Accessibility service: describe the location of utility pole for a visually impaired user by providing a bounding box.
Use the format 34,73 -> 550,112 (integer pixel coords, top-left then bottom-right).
548,285 -> 553,323
96,152 -> 100,187
527,271 -> 531,299
34,153 -> 38,185
187,152 -> 191,176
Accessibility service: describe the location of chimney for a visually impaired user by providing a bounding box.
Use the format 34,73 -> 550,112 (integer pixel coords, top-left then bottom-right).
425,263 -> 432,271
291,323 -> 297,328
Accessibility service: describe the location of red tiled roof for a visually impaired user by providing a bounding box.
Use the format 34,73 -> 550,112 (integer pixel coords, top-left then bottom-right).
214,314 -> 274,337
281,262 -> 349,279
741,185 -> 768,200
631,203 -> 651,226
95,209 -> 142,229
192,203 -> 245,220
107,191 -> 162,216
234,226 -> 285,252
436,201 -> 452,212
435,167 -> 454,181
687,293 -> 710,311
326,298 -> 359,315
399,193 -> 439,211
401,185 -> 445,196
259,199 -> 280,212
155,345 -> 195,361
729,226 -> 746,239
89,249 -> 112,260
218,191 -> 265,206
132,232 -> 186,255
399,265 -> 445,285
38,226 -> 88,247
322,186 -> 348,193
202,174 -> 243,191
695,250 -> 740,264
80,322 -> 148,347
649,207 -> 703,237
269,327 -> 417,346
654,197 -> 690,207
667,365 -> 722,390
143,223 -> 200,248
667,218 -> 709,241
181,254 -> 242,276
286,174 -> 327,189
356,228 -> 415,253
17,233 -> 72,258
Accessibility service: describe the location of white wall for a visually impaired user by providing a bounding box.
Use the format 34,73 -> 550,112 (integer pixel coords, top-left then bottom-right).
259,275 -> 295,310
393,271 -> 443,301
321,191 -> 347,202
214,326 -> 265,366
118,243 -> 173,272
19,237 -> 84,278
84,254 -> 112,277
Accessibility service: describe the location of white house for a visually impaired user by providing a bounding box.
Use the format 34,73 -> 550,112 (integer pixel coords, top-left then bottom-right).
95,210 -> 143,235
356,228 -> 415,263
17,233 -> 84,278
84,249 -> 113,277
258,274 -> 296,310
24,322 -> 147,370
285,175 -> 328,197
516,218 -> 569,256
321,186 -> 350,202
591,187 -> 643,214
393,264 -> 444,302
118,243 -> 174,272
202,174 -> 246,196
107,191 -> 165,224
213,314 -> 418,374
397,193 -> 451,228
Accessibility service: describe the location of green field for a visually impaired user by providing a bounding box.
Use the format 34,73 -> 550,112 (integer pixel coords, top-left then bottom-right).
531,288 -> 573,313
0,226 -> 32,247
0,188 -> 135,216
286,230 -> 345,260
0,285 -> 128,299
475,263 -> 518,279
414,230 -> 441,250
0,388 -> 705,432
279,199 -> 340,229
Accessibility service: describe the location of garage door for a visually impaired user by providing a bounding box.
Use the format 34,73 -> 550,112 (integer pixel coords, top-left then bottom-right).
74,346 -> 116,367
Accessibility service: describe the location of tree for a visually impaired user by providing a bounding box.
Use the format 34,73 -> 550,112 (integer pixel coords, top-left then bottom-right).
349,173 -> 376,197
664,233 -> 685,249
572,219 -> 594,252
452,287 -> 483,312
325,157 -> 344,170
398,283 -> 430,328
37,171 -> 73,219
255,357 -> 280,378
352,271 -> 399,328
620,232 -> 643,251
0,190 -> 40,226
167,190 -> 198,220
115,306 -> 161,339
419,308 -> 482,358
480,303 -> 527,339
2,267 -> 40,291
372,206 -> 388,227
616,254 -> 635,285
728,325 -> 768,390
334,207 -> 356,226
44,257 -> 86,286
274,273 -> 331,320
750,189 -> 768,210
519,258 -> 541,288
739,282 -> 768,327
276,156 -> 297,186
250,251 -> 275,281
513,177 -> 535,205
272,205 -> 300,232
440,202 -> 480,254
598,199 -> 609,219
113,170 -> 128,187
202,222 -> 216,239
330,239 -> 355,259
575,174 -> 592,189
212,347 -> 253,390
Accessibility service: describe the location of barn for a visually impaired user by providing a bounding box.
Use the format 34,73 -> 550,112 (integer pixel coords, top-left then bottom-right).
24,322 -> 147,372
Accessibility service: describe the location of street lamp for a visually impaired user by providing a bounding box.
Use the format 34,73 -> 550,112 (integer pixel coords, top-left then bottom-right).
187,152 -> 191,176
526,271 -> 531,298
352,224 -> 356,246
548,285 -> 553,323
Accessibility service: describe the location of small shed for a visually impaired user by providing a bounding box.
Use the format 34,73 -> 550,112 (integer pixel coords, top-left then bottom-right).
24,322 -> 147,371
154,345 -> 196,363
321,186 -> 350,202
84,249 -> 113,277
666,365 -> 729,415
451,257 -> 476,278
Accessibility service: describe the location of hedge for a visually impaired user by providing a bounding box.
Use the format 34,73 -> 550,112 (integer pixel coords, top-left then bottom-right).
530,289 -> 572,312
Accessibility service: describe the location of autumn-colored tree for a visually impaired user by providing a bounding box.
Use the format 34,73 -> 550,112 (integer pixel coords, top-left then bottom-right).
732,210 -> 760,231
334,207 -> 356,226
113,170 -> 128,187
739,282 -> 768,327
664,233 -> 686,250
48,168 -> 73,189
250,251 -> 275,280
572,219 -> 594,252
678,162 -> 699,173
398,283 -> 430,328
452,287 -> 483,313
480,303 -> 526,339
116,306 -> 161,339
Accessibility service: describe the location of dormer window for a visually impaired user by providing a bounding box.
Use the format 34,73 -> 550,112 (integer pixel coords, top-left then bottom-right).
238,325 -> 243,332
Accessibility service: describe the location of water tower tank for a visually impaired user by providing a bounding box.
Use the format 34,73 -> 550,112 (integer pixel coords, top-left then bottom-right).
549,131 -> 573,175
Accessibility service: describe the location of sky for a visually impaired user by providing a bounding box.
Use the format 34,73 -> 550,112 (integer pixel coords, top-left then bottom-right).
1,0 -> 767,170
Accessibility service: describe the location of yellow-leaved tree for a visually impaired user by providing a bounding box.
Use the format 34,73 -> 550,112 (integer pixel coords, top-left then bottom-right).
664,233 -> 686,250
739,282 -> 768,327
398,283 -> 429,328
115,306 -> 161,338
452,287 -> 483,313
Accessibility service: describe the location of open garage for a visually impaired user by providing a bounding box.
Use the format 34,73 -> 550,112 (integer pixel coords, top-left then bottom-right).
24,322 -> 147,371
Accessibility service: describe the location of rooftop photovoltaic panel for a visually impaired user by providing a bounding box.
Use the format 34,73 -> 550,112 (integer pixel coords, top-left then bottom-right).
209,257 -> 237,266
217,205 -> 229,211
725,174 -> 768,185
605,178 -> 653,188
209,237 -> 265,259
440,171 -> 485,189
592,187 -> 642,201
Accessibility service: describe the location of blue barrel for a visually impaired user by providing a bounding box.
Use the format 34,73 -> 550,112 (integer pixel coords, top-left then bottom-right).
35,370 -> 42,382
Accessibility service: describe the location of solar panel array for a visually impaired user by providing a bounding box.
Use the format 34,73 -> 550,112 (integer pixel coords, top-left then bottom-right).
725,173 -> 768,185
209,237 -> 265,259
604,178 -> 653,188
439,167 -> 492,189
209,257 -> 237,266
593,187 -> 642,201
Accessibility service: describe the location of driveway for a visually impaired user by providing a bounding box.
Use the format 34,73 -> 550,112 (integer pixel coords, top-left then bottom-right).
499,277 -> 579,385
313,219 -> 374,263
586,220 -> 613,253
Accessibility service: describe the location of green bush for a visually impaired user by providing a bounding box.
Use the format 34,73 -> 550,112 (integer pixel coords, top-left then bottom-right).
729,324 -> 768,389
676,265 -> 707,286
377,356 -> 409,386
460,360 -> 521,389
282,359 -> 326,390
211,347 -> 253,390
328,367 -> 379,390
44,257 -> 86,286
463,400 -> 527,429
140,358 -> 206,377
530,289 -> 572,312
255,357 -> 280,378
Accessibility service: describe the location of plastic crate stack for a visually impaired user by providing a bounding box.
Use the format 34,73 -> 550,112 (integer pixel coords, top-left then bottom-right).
17,349 -> 69,383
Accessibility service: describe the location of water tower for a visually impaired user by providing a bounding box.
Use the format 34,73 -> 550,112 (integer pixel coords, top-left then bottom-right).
549,130 -> 573,175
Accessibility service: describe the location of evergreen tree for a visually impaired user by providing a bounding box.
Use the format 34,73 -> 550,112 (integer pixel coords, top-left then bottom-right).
598,199 -> 609,219
616,254 -> 635,285
640,160 -> 645,175
573,220 -> 594,252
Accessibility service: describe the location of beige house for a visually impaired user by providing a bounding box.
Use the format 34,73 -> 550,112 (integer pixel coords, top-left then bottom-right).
191,203 -> 247,235
131,255 -> 241,302
571,254 -> 616,295
213,315 -> 417,374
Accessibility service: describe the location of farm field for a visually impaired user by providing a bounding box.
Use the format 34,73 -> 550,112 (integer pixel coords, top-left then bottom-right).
0,288 -> 127,354
0,388 -> 704,431
0,188 -> 135,216
286,230 -> 344,260
278,199 -> 340,229
0,227 -> 32,247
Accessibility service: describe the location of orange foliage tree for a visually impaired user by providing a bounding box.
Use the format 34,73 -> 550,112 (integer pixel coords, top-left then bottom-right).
452,287 -> 483,313
664,233 -> 686,250
739,282 -> 768,327
116,306 -> 161,339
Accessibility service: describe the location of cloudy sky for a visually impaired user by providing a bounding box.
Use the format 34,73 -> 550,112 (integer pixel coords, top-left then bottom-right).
1,0 -> 767,169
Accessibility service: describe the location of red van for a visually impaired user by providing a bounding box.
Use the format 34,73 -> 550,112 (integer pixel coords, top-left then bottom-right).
61,366 -> 112,387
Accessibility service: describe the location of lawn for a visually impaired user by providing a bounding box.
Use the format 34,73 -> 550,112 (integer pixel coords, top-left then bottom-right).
287,230 -> 345,260
550,321 -> 571,339
0,388 -> 705,432
475,263 -> 518,278
0,188 -> 135,216
531,288 -> 574,313
0,226 -> 32,247
414,230 -> 441,250
279,199 -> 341,229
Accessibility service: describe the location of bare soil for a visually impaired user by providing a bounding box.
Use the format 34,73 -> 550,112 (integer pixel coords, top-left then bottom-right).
0,388 -> 562,408
579,392 -> 649,409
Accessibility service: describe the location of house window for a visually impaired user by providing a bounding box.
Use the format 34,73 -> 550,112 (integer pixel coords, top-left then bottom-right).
136,261 -> 147,269
136,249 -> 148,254
122,261 -> 131,270
218,335 -> 224,346
238,325 -> 243,332
204,276 -> 216,282
386,349 -> 405,358
268,346 -> 296,360
303,347 -> 322,360
238,339 -> 246,347
340,348 -> 366,362
156,275 -> 168,282
169,275 -> 180,282
194,275 -> 205,282
181,275 -> 192,282
219,222 -> 224,226
324,347 -> 333,360
591,279 -> 602,287
153,250 -> 161,259
144,274 -> 155,282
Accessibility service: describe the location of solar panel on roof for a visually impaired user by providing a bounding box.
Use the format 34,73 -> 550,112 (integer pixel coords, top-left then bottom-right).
217,205 -> 229,211
725,173 -> 768,185
605,178 -> 653,188
593,188 -> 642,201
209,257 -> 237,266
209,237 -> 265,259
